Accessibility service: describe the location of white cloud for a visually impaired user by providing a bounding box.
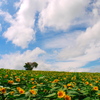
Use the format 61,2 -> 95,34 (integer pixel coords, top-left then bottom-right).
42,20 -> 100,72
51,61 -> 89,72
45,43 -> 100,72
1,0 -> 47,48
89,65 -> 100,72
0,2 -> 2,6
57,20 -> 100,60
14,0 -> 23,9
53,21 -> 100,71
44,32 -> 80,49
38,0 -> 90,31
1,0 -> 99,49
0,10 -> 14,23
0,47 -> 51,70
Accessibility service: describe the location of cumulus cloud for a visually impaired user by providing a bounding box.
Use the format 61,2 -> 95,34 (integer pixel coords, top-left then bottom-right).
1,0 -> 99,49
58,20 -> 100,59
44,32 -> 79,49
0,47 -> 52,70
44,42 -> 100,72
52,21 -> 100,71
1,0 -> 47,48
0,10 -> 14,23
38,0 -> 90,31
42,19 -> 100,71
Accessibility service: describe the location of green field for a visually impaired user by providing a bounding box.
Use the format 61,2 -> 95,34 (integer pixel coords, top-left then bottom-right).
0,68 -> 100,100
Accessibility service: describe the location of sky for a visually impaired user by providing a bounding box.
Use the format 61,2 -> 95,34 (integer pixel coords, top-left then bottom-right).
0,0 -> 100,72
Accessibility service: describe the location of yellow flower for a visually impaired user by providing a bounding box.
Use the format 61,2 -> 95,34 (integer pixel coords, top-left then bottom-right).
63,78 -> 66,80
0,87 -> 2,91
89,84 -> 92,86
4,75 -> 8,78
30,89 -> 37,95
57,90 -> 66,98
98,94 -> 100,95
10,91 -> 14,95
16,87 -> 21,90
67,84 -> 71,87
8,80 -> 14,84
40,83 -> 43,84
31,86 -> 36,89
77,89 -> 80,91
0,88 -> 6,94
15,78 -> 20,82
95,81 -> 98,83
31,78 -> 34,81
63,85 -> 67,88
64,95 -> 71,100
19,89 -> 25,94
85,82 -> 89,85
32,82 -> 35,84
82,79 -> 85,81
93,86 -> 99,91
52,79 -> 59,83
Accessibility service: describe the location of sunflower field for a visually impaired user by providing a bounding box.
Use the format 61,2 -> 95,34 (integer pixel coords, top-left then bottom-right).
0,68 -> 100,100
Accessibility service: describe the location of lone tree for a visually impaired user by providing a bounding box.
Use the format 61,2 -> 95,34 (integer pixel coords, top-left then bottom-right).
24,62 -> 38,70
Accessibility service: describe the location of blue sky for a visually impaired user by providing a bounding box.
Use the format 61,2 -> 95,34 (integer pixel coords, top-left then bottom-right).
0,0 -> 100,72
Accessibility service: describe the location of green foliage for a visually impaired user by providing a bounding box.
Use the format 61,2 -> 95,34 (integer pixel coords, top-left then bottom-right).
24,62 -> 38,70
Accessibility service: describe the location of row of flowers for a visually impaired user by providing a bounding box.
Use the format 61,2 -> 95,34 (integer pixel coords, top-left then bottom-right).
0,68 -> 100,100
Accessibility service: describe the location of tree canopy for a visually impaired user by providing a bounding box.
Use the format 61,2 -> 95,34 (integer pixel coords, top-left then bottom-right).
24,62 -> 38,70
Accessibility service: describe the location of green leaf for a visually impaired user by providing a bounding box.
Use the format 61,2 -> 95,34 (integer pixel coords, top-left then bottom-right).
25,91 -> 30,97
50,87 -> 59,92
45,93 -> 56,97
83,97 -> 91,100
68,90 -> 78,94
14,94 -> 26,100
35,74 -> 43,78
37,84 -> 45,87
96,90 -> 100,94
39,76 -> 45,80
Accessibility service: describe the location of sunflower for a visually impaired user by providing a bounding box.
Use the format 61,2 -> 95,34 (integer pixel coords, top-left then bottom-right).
93,86 -> 99,91
30,89 -> 37,95
8,80 -> 14,84
52,79 -> 59,83
0,88 -> 6,94
57,90 -> 66,98
15,78 -> 20,82
16,87 -> 25,94
85,82 -> 89,85
67,84 -> 71,87
10,91 -> 15,95
18,89 -> 25,94
64,95 -> 71,100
